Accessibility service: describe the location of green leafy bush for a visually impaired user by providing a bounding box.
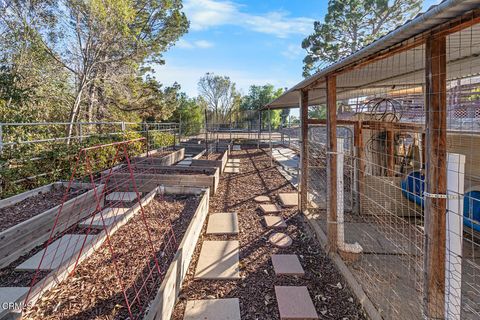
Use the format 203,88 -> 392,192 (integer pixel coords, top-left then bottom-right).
148,131 -> 175,150
0,131 -> 147,199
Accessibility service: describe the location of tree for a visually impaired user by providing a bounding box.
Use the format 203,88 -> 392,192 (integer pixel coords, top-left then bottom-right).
170,93 -> 204,136
104,76 -> 181,122
302,0 -> 421,77
197,73 -> 241,123
240,84 -> 284,129
1,0 -> 188,137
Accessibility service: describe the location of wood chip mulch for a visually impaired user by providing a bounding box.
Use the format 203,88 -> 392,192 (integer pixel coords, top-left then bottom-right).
126,167 -> 215,175
171,148 -> 367,320
200,152 -> 223,160
23,194 -> 200,320
0,187 -> 87,232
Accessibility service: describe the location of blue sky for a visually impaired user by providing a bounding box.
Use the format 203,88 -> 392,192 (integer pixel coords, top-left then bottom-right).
153,0 -> 442,97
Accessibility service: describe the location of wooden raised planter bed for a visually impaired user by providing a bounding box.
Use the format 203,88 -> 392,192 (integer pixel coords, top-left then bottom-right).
190,149 -> 229,173
132,148 -> 185,166
106,165 -> 220,195
144,187 -> 209,320
180,143 -> 215,155
1,188 -> 158,320
0,182 -> 105,269
3,186 -> 210,320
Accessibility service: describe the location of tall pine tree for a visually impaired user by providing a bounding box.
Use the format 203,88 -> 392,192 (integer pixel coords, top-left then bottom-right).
302,0 -> 421,77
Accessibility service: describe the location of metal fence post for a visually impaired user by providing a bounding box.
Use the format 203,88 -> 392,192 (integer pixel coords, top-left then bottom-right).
78,123 -> 83,143
0,123 -> 3,152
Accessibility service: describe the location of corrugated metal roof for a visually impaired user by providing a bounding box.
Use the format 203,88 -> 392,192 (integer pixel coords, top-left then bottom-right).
266,0 -> 480,109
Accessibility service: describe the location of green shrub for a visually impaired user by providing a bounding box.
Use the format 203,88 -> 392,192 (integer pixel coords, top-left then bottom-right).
148,131 -> 175,150
0,130 -> 147,199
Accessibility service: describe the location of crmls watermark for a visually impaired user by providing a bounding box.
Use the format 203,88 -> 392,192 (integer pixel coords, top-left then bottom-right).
1,301 -> 32,310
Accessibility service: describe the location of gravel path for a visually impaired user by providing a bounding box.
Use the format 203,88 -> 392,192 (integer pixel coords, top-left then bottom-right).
172,148 -> 366,320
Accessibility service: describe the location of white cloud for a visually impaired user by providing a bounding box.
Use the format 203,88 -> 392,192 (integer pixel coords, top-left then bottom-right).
282,44 -> 303,60
195,40 -> 214,48
175,39 -> 215,49
183,0 -> 314,38
152,63 -> 298,97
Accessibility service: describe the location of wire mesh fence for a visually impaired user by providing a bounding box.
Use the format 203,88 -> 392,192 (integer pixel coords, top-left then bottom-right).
306,124 -> 354,212
297,14 -> 480,320
0,122 -> 179,199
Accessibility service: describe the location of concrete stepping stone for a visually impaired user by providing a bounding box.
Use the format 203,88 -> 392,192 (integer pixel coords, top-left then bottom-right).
278,193 -> 298,207
16,234 -> 96,271
207,212 -> 239,235
254,195 -> 270,203
224,167 -> 240,173
269,233 -> 293,248
259,203 -> 281,214
184,298 -> 241,320
78,207 -> 128,229
176,160 -> 192,167
106,192 -> 137,202
0,287 -> 29,313
272,254 -> 304,276
264,215 -> 287,229
224,160 -> 240,173
275,286 -> 318,319
232,145 -> 241,151
195,241 -> 240,279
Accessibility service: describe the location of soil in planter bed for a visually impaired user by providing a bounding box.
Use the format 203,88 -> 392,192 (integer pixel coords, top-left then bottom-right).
149,149 -> 174,158
199,152 -> 223,160
0,186 -> 87,232
23,194 -> 200,320
171,148 -> 366,320
129,167 -> 215,175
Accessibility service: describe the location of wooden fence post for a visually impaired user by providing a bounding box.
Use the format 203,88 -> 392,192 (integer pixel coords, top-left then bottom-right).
300,89 -> 309,213
327,75 -> 338,252
424,34 -> 447,319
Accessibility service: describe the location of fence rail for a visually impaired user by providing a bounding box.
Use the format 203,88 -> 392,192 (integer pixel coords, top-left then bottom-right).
0,121 -> 179,149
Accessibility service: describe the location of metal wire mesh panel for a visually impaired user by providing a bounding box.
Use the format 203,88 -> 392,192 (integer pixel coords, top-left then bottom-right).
445,22 -> 480,320
336,43 -> 427,320
307,125 -> 354,211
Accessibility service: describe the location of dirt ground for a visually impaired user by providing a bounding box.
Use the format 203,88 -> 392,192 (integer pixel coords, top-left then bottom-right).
171,148 -> 366,320
22,194 -> 200,320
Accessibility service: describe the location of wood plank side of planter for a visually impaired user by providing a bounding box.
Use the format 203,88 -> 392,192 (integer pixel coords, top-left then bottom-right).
0,183 -> 55,208
133,148 -> 185,166
220,149 -> 228,172
0,184 -> 105,269
8,188 -> 160,320
144,189 -> 210,320
107,172 -> 218,195
190,150 -> 229,173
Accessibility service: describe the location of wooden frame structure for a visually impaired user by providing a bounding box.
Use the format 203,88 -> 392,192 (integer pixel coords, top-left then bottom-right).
264,5 -> 480,319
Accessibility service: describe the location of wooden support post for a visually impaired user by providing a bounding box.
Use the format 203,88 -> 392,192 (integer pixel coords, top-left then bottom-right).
354,121 -> 364,214
300,89 -> 309,213
424,34 -> 447,320
268,109 -> 273,167
387,129 -> 395,176
326,75 -> 338,252
257,111 -> 262,149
